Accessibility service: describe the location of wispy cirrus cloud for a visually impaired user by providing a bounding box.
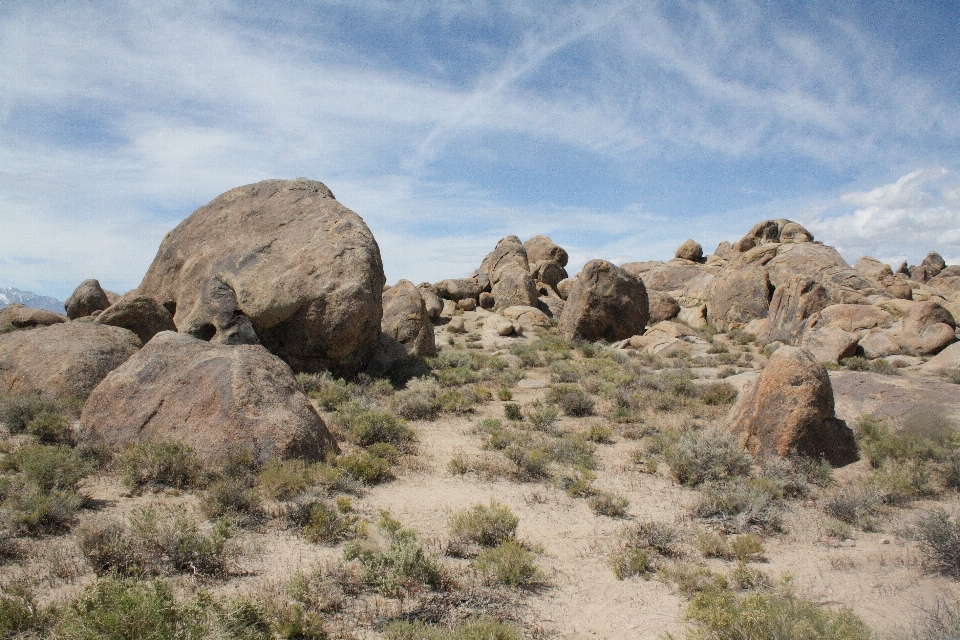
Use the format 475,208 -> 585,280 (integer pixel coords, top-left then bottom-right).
0,0 -> 958,299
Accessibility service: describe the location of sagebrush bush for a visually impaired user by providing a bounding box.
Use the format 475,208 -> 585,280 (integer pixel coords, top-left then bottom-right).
385,616 -> 523,640
610,521 -> 678,580
666,430 -> 753,487
475,539 -> 543,588
694,481 -> 783,533
200,476 -> 261,522
503,403 -> 523,421
914,509 -> 960,578
525,400 -> 559,431
823,484 -> 882,530
697,532 -> 764,562
546,384 -> 595,417
588,492 -> 629,517
658,563 -> 729,597
286,497 -> 362,544
858,412 -> 955,469
343,512 -> 445,596
393,377 -> 443,420
333,401 -> 416,449
682,585 -> 872,640
257,458 -> 313,501
0,443 -> 91,534
337,449 -> 394,485
0,585 -> 48,638
0,392 -> 77,434
77,507 -> 234,578
448,501 -> 519,549
697,381 -> 738,406
118,439 -> 202,491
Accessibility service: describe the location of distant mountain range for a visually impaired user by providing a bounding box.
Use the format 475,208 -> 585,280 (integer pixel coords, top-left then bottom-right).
0,287 -> 64,314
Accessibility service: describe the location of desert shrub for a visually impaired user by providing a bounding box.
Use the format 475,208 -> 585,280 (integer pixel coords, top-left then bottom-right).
504,443 -> 552,480
758,456 -> 832,499
336,450 -> 394,485
900,593 -> 960,640
393,377 -> 443,420
697,381 -> 738,406
586,424 -> 613,443
475,539 -> 543,588
0,584 -> 49,638
870,459 -> 934,504
681,584 -> 872,640
942,452 -> 960,491
822,484 -> 882,530
118,439 -> 202,491
546,384 -> 595,417
290,497 -> 362,545
201,476 -> 261,522
503,403 -> 523,421
842,356 -> 871,371
914,509 -> 960,578
343,512 -> 445,596
588,492 -> 629,517
610,521 -> 679,580
549,360 -> 581,383
697,532 -> 764,562
525,400 -> 560,431
385,616 -> 523,640
448,501 -> 519,549
0,443 -> 91,534
333,401 -> 415,449
611,547 -> 653,580
77,507 -> 234,578
666,430 -> 753,487
0,392 -> 78,434
858,412 -> 955,468
298,371 -> 352,411
257,458 -> 314,501
658,563 -> 729,597
545,433 -> 597,468
694,481 -> 783,533
559,467 -> 596,497
497,387 -> 513,401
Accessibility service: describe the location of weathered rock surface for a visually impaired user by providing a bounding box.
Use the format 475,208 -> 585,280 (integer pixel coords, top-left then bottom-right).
854,257 -> 893,283
137,178 -> 385,376
675,239 -> 703,262
435,278 -> 483,302
64,279 -> 112,319
492,268 -> 539,311
95,294 -> 177,344
80,332 -> 336,467
380,280 -> 436,359
479,236 -> 530,284
758,276 -> 829,345
523,235 -> 568,267
705,264 -> 771,331
812,304 -> 893,334
896,300 -> 956,355
920,342 -> 960,375
417,285 -> 443,320
0,304 -> 67,330
529,260 -> 568,289
859,330 -> 900,359
503,305 -> 552,329
556,278 -> 574,300
800,327 -> 859,364
0,322 -> 141,399
648,291 -> 681,323
558,260 -> 648,342
725,346 -> 858,466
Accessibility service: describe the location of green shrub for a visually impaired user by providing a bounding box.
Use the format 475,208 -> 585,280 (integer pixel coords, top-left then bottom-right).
842,356 -> 871,371
549,361 -> 581,383
545,433 -> 597,468
869,459 -> 934,504
497,387 -> 513,401
914,509 -> 960,578
525,400 -> 559,431
294,497 -> 362,544
658,563 -> 729,597
504,443 -> 551,480
393,377 -> 443,420
0,392 -> 78,434
586,424 -> 613,443
694,481 -> 783,533
384,616 -> 523,640
682,585 -> 872,640
118,439 -> 202,491
298,371 -> 353,410
546,384 -> 595,417
25,410 -> 74,444
333,401 -> 415,448
503,403 -> 523,421
257,458 -> 313,500
560,467 -> 596,497
448,501 -> 519,549
336,450 -> 394,485
0,584 -> 48,638
475,539 -> 543,588
858,412 -> 955,469
666,430 -> 753,487
697,382 -> 738,406
200,476 -> 261,522
588,492 -> 629,517
1,442 -> 91,492
610,547 -> 653,580
822,484 -> 882,530
76,507 -> 234,578
343,512 -> 445,597
0,443 -> 91,534
698,532 -> 764,562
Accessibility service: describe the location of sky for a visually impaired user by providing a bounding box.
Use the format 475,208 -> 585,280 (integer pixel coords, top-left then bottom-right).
2,0 -> 960,301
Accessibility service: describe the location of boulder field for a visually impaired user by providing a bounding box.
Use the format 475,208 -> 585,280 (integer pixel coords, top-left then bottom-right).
6,178 -> 960,469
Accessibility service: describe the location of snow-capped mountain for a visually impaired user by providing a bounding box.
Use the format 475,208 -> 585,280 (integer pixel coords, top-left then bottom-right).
0,287 -> 64,314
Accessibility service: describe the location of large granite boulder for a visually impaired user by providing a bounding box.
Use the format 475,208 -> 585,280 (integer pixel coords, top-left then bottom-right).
64,279 -> 112,319
0,322 -> 141,399
523,235 -> 568,267
492,268 -> 539,311
758,275 -> 830,345
137,178 -> 385,377
705,263 -> 771,331
896,300 -> 956,355
95,294 -> 177,344
479,236 -> 530,284
417,285 -> 443,320
648,291 -> 681,323
725,346 -> 858,466
0,304 -> 67,330
558,260 -> 649,342
675,239 -> 703,262
435,278 -> 483,302
380,280 -> 436,359
80,332 -> 337,467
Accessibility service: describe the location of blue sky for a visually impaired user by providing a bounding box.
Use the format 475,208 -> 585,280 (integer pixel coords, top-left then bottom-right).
2,0 -> 959,301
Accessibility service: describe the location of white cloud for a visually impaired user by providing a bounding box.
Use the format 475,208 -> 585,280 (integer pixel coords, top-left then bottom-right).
802,168 -> 960,267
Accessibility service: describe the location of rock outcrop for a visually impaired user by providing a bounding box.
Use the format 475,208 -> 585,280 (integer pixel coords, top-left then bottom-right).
380,280 -> 436,359
137,178 -> 385,376
0,304 -> 67,330
64,279 -> 112,319
725,346 -> 858,466
0,322 -> 141,399
80,332 -> 336,468
675,239 -> 703,262
95,294 -> 177,344
558,260 -> 648,342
